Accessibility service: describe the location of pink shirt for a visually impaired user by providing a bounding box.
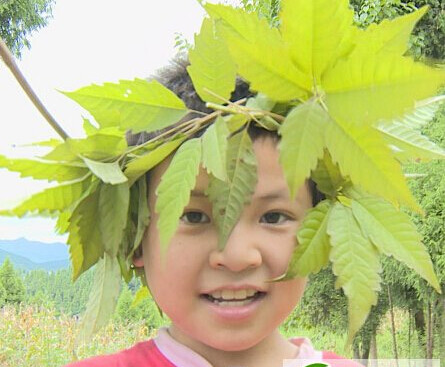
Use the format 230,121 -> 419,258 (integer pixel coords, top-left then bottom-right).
65,327 -> 358,367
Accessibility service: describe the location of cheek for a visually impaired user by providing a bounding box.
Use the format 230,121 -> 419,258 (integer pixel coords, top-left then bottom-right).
273,278 -> 307,316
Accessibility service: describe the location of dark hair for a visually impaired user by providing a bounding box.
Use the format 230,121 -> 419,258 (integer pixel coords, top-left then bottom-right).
127,55 -> 324,206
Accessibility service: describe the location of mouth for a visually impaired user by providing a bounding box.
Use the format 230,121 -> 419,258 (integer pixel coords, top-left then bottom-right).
200,291 -> 267,307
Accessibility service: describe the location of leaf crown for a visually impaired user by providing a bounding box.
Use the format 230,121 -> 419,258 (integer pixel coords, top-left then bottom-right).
1,0 -> 444,345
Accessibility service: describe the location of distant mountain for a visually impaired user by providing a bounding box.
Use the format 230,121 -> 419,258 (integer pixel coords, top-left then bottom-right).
0,248 -> 70,271
0,238 -> 69,263
0,238 -> 70,271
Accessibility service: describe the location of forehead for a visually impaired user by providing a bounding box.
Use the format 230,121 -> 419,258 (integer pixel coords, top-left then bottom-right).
149,136 -> 309,203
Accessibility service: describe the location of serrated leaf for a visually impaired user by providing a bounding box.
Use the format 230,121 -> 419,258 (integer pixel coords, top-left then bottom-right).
63,79 -> 188,133
351,196 -> 440,292
68,188 -> 104,280
83,118 -> 99,135
130,177 -> 150,259
55,210 -> 71,235
285,200 -> 332,278
131,286 -> 151,308
124,137 -> 186,186
377,121 -> 445,162
327,202 -> 381,343
207,129 -> 257,249
22,138 -> 63,148
201,116 -> 229,181
82,157 -> 128,184
279,102 -> 327,199
323,51 -> 445,126
76,253 -> 121,344
208,4 -> 310,101
187,18 -> 237,104
325,119 -> 419,210
0,178 -> 89,217
0,155 -> 89,182
311,151 -> 345,197
354,6 -> 428,56
387,98 -> 442,130
155,138 -> 202,252
99,183 -> 130,257
280,0 -> 355,80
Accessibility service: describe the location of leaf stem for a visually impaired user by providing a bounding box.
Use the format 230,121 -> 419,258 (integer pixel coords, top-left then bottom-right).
0,37 -> 69,140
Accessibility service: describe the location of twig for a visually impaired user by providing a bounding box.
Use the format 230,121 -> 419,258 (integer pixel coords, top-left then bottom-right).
0,37 -> 69,140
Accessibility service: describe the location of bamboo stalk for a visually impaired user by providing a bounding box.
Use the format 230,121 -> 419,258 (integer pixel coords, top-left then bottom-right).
0,37 -> 69,140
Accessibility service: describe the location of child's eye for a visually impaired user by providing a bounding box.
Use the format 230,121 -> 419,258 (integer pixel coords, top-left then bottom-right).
180,211 -> 210,224
259,211 -> 291,225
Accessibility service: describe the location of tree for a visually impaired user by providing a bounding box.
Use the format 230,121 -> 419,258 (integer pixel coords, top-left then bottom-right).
0,257 -> 25,305
0,282 -> 6,307
0,0 -> 55,58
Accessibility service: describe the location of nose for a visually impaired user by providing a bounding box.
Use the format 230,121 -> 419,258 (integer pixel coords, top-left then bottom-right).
208,222 -> 262,272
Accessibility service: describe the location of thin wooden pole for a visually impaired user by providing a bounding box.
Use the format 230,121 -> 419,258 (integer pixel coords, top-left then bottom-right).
0,37 -> 69,140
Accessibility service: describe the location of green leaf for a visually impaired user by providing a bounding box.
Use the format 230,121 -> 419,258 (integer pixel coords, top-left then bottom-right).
323,51 -> 445,126
187,18 -> 237,104
325,119 -> 419,210
130,177 -> 150,260
124,137 -> 186,186
354,6 -> 428,56
207,129 -> 257,249
278,102 -> 327,199
224,114 -> 249,133
246,93 -> 275,111
386,98 -> 443,130
76,253 -> 121,344
0,155 -> 89,182
311,151 -> 345,198
82,157 -> 128,184
0,178 -> 89,217
83,118 -> 99,135
208,4 -> 310,101
68,188 -> 104,280
201,116 -> 230,181
62,79 -> 188,133
155,138 -> 202,252
131,286 -> 151,308
327,202 -> 381,343
285,200 -> 332,278
280,0 -> 355,80
99,183 -> 130,257
377,121 -> 445,162
351,196 -> 440,292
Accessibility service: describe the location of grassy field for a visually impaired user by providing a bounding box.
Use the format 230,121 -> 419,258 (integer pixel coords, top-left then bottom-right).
0,304 -> 434,366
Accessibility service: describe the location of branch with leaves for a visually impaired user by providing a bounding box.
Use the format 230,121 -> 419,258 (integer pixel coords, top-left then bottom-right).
1,0 -> 444,347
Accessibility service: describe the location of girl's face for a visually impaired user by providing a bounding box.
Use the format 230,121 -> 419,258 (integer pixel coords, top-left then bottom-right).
136,136 -> 312,353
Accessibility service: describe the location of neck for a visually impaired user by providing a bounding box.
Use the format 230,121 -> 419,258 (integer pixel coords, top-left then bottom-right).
167,325 -> 299,367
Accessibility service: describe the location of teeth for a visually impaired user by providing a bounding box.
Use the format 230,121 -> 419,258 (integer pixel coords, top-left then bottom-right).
209,289 -> 258,300
215,299 -> 254,307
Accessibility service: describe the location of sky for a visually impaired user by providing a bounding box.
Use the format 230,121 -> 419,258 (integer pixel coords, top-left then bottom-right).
0,0 -> 213,242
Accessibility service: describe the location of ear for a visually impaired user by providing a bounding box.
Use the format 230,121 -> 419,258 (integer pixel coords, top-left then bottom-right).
132,246 -> 144,268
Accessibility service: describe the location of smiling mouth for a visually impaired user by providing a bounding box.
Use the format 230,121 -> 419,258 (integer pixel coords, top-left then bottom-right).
200,291 -> 267,307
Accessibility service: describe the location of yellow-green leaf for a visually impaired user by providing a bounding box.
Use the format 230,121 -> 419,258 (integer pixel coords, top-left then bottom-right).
286,200 -> 332,278
325,119 -> 419,210
187,18 -> 237,104
63,79 -> 188,133
354,6 -> 428,56
311,151 -> 346,198
68,188 -> 104,280
0,155 -> 88,182
280,0 -> 355,80
208,4 -> 310,100
327,202 -> 381,343
278,102 -> 327,199
82,157 -> 128,184
131,286 -> 151,308
99,183 -> 130,257
155,138 -> 202,252
351,196 -> 440,292
0,178 -> 89,217
323,51 -> 445,126
201,116 -> 230,181
207,129 -> 257,249
124,137 -> 186,186
76,253 -> 121,344
130,177 -> 150,260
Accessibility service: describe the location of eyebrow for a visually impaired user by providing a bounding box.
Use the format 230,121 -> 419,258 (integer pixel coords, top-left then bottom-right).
190,190 -> 207,197
254,189 -> 289,201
